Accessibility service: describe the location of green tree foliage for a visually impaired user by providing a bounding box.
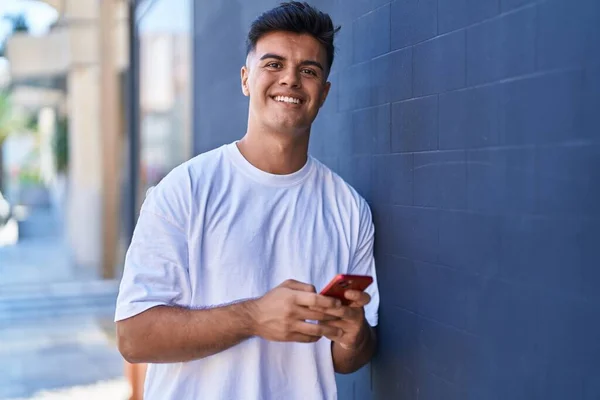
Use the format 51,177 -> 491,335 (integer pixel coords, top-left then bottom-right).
53,116 -> 68,172
0,91 -> 25,144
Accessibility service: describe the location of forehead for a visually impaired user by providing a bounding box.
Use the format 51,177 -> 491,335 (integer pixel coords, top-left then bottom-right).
253,31 -> 327,64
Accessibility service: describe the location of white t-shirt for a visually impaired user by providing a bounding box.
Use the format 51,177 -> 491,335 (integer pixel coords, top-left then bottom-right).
115,142 -> 380,400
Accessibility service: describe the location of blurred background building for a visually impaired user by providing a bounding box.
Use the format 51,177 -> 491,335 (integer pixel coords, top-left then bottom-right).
1,0 -> 192,279
0,0 -> 193,397
3,0 -> 129,279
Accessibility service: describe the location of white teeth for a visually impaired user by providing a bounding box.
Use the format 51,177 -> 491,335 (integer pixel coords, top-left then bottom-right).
274,95 -> 300,104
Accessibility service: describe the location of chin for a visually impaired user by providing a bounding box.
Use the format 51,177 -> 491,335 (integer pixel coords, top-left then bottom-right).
273,127 -> 307,137
266,119 -> 309,135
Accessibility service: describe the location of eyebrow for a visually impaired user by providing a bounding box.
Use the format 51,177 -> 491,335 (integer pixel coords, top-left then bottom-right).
259,53 -> 324,71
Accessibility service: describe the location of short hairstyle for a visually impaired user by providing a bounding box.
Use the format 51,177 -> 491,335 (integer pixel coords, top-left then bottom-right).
246,2 -> 341,71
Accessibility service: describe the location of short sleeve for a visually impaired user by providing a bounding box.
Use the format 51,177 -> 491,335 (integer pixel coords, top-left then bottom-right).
349,200 -> 379,327
114,167 -> 192,322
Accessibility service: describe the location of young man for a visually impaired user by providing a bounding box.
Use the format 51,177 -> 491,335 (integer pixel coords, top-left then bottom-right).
115,2 -> 379,399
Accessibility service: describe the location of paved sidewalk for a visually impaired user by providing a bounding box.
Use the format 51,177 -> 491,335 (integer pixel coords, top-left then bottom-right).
0,235 -> 74,286
0,314 -> 126,399
8,378 -> 130,400
0,207 -> 128,399
0,207 -> 73,286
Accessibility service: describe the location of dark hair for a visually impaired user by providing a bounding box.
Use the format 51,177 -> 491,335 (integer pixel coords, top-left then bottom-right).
246,2 -> 341,71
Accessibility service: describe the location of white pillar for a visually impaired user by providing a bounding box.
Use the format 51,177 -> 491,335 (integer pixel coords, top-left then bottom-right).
66,65 -> 103,277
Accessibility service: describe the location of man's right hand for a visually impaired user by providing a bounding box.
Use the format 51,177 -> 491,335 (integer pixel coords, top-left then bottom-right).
248,279 -> 343,343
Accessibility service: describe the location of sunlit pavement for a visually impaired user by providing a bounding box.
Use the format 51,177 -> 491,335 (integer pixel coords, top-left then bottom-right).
0,208 -> 127,399
7,378 -> 130,400
0,287 -> 125,399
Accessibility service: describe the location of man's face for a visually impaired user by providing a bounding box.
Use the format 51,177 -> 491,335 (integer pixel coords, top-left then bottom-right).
241,31 -> 331,136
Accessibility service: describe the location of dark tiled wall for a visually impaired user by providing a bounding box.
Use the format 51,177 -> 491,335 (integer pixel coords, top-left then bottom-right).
193,0 -> 600,398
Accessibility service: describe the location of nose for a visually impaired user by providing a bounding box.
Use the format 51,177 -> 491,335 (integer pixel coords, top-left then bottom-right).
278,68 -> 301,89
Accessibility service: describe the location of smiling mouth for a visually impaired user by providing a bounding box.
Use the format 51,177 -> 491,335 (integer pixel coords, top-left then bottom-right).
271,95 -> 303,105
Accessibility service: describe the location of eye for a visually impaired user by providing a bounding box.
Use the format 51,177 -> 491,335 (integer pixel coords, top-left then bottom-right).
266,62 -> 282,69
301,68 -> 317,76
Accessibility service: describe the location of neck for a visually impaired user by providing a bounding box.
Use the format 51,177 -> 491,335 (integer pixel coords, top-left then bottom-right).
237,125 -> 310,175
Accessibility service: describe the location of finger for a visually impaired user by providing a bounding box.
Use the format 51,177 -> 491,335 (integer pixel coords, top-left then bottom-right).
280,279 -> 316,293
344,290 -> 371,306
296,292 -> 341,309
306,306 -> 341,321
317,305 -> 356,319
294,321 -> 341,338
294,306 -> 340,322
320,325 -> 344,342
323,333 -> 342,343
287,333 -> 321,343
318,319 -> 348,330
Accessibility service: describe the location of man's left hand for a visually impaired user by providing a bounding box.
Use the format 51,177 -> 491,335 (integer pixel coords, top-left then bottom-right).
315,290 -> 371,350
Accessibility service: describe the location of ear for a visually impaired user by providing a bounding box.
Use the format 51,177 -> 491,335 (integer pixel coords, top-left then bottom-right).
241,65 -> 250,97
319,81 -> 331,108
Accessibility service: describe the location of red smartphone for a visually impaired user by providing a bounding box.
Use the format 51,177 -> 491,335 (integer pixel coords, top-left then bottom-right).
319,274 -> 373,305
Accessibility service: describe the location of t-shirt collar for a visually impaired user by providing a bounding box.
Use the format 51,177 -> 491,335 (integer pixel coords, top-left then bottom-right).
225,141 -> 314,187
